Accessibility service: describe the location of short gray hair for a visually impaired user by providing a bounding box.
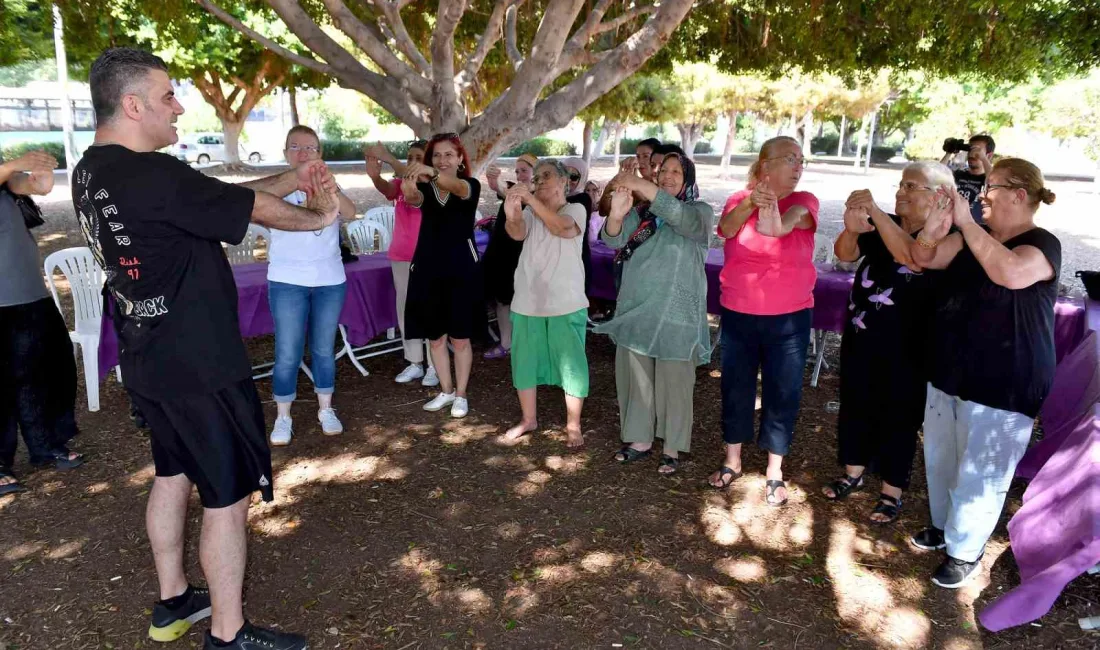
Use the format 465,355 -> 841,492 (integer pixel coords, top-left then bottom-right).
904,161 -> 955,191
534,159 -> 569,200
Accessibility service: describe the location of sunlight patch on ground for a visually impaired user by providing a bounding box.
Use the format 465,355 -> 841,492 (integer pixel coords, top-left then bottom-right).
543,454 -> 588,474
43,539 -> 86,560
513,469 -> 553,496
502,584 -> 540,618
394,548 -> 493,615
482,454 -> 539,471
496,521 -> 523,540
126,463 -> 156,488
579,551 -> 622,574
84,481 -> 111,495
827,519 -> 929,649
4,541 -> 45,561
251,513 -> 303,538
699,483 -> 814,551
272,453 -> 408,506
714,555 -> 768,583
532,562 -> 579,586
439,422 -> 500,445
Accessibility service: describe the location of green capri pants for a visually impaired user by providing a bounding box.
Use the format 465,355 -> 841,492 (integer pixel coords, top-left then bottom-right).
510,309 -> 589,398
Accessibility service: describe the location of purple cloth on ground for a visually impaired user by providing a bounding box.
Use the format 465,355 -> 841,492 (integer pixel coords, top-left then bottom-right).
1017,331 -> 1100,479
979,403 -> 1100,631
98,255 -> 398,378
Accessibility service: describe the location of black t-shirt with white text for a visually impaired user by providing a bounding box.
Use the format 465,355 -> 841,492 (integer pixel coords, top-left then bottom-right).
953,169 -> 986,223
929,226 -> 1062,417
71,145 -> 255,399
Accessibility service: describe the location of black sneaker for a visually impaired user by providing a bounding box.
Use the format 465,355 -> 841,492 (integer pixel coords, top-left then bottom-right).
910,526 -> 946,550
203,621 -> 307,650
931,553 -> 984,588
148,585 -> 211,642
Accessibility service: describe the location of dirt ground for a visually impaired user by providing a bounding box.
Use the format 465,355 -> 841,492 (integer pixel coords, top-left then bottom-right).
1,160 -> 1097,650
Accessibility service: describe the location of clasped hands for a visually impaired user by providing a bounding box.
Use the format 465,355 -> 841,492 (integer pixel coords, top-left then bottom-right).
295,161 -> 339,225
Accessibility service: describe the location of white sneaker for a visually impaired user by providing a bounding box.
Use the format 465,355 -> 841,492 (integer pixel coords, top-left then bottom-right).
450,397 -> 469,418
422,366 -> 440,387
270,416 -> 293,446
395,363 -> 425,384
318,408 -> 343,435
423,392 -> 456,412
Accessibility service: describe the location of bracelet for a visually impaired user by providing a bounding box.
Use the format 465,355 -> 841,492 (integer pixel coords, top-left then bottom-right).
916,234 -> 939,249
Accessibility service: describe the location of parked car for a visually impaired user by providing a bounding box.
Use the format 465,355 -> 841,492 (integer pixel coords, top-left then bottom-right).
171,133 -> 264,164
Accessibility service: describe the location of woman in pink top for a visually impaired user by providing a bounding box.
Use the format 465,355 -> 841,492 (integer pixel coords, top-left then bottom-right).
365,141 -> 439,387
708,136 -> 819,507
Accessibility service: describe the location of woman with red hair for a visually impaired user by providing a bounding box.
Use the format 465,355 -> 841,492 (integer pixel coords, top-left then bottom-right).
401,134 -> 483,418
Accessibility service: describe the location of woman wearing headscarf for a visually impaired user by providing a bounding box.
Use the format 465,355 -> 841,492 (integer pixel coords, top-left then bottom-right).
500,160 -> 590,448
889,158 -> 1060,588
822,161 -> 956,524
711,136 -> 817,506
481,153 -> 537,359
597,153 -> 713,475
562,158 -> 595,297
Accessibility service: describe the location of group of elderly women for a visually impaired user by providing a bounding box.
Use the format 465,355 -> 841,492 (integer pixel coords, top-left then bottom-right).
277,127 -> 1059,591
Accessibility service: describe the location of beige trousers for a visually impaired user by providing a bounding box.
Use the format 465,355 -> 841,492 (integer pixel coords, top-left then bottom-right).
615,346 -> 696,454
391,261 -> 428,365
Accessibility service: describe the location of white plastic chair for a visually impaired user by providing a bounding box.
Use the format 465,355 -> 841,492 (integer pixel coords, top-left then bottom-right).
346,219 -> 391,254
364,206 -> 395,236
43,247 -> 113,412
809,234 -> 838,388
225,224 -> 270,264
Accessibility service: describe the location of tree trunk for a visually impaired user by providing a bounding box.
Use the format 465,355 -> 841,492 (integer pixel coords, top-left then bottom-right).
838,115 -> 847,156
220,117 -> 245,165
288,86 -> 300,126
853,117 -> 867,168
679,123 -> 703,160
612,123 -> 624,166
593,120 -> 610,160
801,110 -> 813,154
582,119 -> 594,165
720,110 -> 739,176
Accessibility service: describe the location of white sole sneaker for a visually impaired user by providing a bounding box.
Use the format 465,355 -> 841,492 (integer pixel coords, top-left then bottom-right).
422,368 -> 440,387
423,392 -> 456,412
450,397 -> 469,418
394,364 -> 425,384
270,416 -> 293,446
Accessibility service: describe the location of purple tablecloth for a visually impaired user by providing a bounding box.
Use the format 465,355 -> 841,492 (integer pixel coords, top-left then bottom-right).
98,254 -> 398,378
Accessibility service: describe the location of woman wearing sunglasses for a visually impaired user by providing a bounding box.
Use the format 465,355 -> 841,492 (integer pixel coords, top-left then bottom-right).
880,158 -> 1060,588
481,153 -> 538,359
562,158 -> 596,300
365,140 -> 440,388
822,162 -> 955,525
401,133 -> 483,418
598,153 -> 714,475
711,136 -> 818,506
267,126 -> 357,446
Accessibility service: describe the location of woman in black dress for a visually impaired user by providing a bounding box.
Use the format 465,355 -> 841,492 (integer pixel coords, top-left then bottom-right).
822,161 -> 956,523
481,153 -> 537,359
562,158 -> 594,297
402,134 -> 483,418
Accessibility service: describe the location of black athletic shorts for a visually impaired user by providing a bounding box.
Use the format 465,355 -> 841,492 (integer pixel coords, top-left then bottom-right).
128,378 -> 274,509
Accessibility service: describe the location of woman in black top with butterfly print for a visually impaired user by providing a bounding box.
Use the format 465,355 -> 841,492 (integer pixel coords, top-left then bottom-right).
821,162 -> 953,524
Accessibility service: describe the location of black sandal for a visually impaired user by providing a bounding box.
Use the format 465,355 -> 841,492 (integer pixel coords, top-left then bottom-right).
870,494 -> 903,524
0,469 -> 27,496
765,479 -> 789,507
658,455 -> 680,475
31,448 -> 85,471
708,466 -> 742,490
614,446 -> 653,464
822,473 -> 865,501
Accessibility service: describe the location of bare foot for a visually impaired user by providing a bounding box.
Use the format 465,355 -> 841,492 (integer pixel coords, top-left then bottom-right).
503,420 -> 537,441
565,427 -> 584,449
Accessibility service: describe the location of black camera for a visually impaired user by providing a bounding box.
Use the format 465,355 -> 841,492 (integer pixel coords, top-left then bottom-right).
942,138 -> 970,154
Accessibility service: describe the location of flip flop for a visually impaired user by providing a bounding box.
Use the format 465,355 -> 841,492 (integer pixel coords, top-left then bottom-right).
32,449 -> 85,471
765,479 -> 789,507
614,445 -> 652,464
708,466 -> 742,490
0,470 -> 27,496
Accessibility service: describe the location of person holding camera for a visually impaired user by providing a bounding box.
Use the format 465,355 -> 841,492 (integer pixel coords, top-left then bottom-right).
940,135 -> 995,223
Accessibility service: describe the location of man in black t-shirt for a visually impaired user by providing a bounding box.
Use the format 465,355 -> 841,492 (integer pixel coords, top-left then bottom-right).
73,48 -> 339,650
943,134 -> 995,224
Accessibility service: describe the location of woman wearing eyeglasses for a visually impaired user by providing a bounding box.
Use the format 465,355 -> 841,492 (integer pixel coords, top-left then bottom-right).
500,160 -> 590,448
481,153 -> 538,360
365,140 -> 440,388
881,158 -> 1060,588
710,136 -> 817,506
402,133 -> 483,418
266,126 -> 358,446
598,153 -> 714,475
821,162 -> 955,524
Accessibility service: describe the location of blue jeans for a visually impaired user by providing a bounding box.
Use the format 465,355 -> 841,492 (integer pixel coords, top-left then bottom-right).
720,308 -> 811,456
268,281 -> 347,402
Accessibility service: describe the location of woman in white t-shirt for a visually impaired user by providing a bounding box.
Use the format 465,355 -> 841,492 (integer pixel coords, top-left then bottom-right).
267,126 -> 357,446
499,160 -> 590,449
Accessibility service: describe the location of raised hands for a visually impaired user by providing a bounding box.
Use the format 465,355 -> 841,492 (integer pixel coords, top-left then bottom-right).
619,157 -> 640,176
5,150 -> 58,174
304,164 -> 340,227
486,164 -> 502,192
921,188 -> 955,241
363,142 -> 393,163
504,185 -> 526,222
946,185 -> 975,227
295,160 -> 335,195
404,162 -> 434,181
843,205 -> 875,234
608,185 -> 633,220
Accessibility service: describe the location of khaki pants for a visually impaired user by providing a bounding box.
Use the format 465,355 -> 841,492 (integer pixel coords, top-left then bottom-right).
615,347 -> 696,454
391,261 -> 429,365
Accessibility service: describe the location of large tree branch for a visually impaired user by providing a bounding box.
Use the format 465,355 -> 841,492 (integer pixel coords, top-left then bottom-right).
456,0 -> 519,89
504,4 -> 523,69
430,0 -> 467,130
555,0 -> 615,72
194,0 -> 334,77
592,5 -> 656,35
378,1 -> 431,75
320,0 -> 427,88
